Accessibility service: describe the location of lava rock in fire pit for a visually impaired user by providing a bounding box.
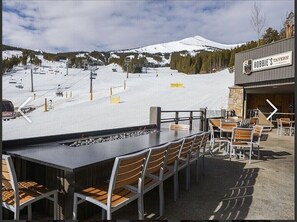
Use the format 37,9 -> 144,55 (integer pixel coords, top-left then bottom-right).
66,129 -> 158,147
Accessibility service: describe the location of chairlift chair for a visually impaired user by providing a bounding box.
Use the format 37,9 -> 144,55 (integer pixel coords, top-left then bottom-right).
9,76 -> 17,84
56,90 -> 63,97
15,79 -> 24,89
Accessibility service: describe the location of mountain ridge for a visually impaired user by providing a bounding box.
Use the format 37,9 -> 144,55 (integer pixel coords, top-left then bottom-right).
116,35 -> 241,54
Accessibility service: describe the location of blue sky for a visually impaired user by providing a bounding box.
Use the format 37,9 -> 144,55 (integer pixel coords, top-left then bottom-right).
3,0 -> 294,53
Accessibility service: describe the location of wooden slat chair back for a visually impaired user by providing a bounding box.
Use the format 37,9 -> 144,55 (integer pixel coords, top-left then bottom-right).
177,135 -> 196,194
189,133 -> 204,183
253,125 -> 263,144
143,143 -> 168,217
200,131 -> 210,172
279,118 -> 292,135
220,121 -> 238,131
280,118 -> 290,126
164,139 -> 183,168
233,128 -> 253,141
2,155 -> 58,220
209,119 -> 221,128
114,153 -> 148,190
169,123 -> 190,130
2,158 -> 16,189
230,128 -> 255,163
178,136 -> 194,161
162,138 -> 183,202
190,133 -> 204,155
219,121 -> 237,153
73,149 -> 151,220
250,117 -> 258,126
252,125 -> 264,159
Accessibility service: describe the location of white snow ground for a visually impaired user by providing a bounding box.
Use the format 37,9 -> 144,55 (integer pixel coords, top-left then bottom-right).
3,64 -> 234,140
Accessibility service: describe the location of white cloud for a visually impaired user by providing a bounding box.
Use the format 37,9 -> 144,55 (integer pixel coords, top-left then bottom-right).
3,0 -> 294,53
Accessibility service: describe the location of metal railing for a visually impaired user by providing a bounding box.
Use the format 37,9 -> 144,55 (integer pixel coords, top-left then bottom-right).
160,109 -> 207,131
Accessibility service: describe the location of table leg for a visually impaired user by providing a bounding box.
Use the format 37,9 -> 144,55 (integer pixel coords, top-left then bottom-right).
63,171 -> 76,220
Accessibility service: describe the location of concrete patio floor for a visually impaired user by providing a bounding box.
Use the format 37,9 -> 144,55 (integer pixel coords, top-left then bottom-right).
97,129 -> 294,220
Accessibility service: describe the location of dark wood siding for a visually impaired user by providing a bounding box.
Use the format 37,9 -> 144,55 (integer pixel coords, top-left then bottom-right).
247,93 -> 294,115
235,37 -> 295,85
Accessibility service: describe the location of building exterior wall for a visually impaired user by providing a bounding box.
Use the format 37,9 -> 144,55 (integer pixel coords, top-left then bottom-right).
234,37 -> 294,85
227,86 -> 244,117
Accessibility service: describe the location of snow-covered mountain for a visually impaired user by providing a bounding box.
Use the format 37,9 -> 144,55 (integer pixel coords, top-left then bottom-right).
118,35 -> 241,54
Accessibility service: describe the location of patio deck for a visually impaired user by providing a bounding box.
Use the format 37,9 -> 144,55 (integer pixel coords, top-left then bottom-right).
13,129 -> 294,220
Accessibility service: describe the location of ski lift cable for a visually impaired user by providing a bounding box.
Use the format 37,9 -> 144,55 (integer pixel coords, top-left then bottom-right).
34,69 -> 89,101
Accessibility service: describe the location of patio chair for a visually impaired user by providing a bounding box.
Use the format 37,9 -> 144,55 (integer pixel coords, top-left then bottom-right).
239,118 -> 251,127
200,131 -> 211,172
219,121 -> 237,154
279,118 -> 293,136
143,143 -> 168,217
162,139 -> 184,202
208,121 -> 221,152
72,149 -> 151,220
2,155 -> 58,220
229,127 -> 254,163
252,125 -> 264,159
189,133 -> 204,182
177,135 -> 196,194
250,117 -> 258,126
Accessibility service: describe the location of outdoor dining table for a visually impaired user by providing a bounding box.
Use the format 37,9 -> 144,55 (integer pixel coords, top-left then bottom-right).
2,128 -> 202,219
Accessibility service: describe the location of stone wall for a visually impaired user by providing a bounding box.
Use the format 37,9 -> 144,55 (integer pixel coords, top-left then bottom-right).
228,86 -> 244,117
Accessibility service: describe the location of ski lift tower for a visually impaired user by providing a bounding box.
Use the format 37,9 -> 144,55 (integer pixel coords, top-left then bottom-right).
89,65 -> 96,101
30,64 -> 34,92
125,57 -> 131,79
66,58 -> 69,76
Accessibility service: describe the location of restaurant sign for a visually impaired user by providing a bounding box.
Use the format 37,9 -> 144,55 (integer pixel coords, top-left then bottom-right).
243,51 -> 292,75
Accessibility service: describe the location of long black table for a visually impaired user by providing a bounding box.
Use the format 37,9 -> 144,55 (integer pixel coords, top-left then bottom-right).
3,128 -> 202,219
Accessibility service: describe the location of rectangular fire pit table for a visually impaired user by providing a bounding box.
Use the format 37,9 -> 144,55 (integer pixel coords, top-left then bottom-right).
3,128 -> 202,219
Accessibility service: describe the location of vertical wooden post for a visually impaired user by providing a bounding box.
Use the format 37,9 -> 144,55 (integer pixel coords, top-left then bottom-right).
33,93 -> 36,100
110,87 -> 113,96
124,80 -> 126,90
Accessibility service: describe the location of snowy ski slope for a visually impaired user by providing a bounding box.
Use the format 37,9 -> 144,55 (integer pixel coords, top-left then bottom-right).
3,63 -> 234,140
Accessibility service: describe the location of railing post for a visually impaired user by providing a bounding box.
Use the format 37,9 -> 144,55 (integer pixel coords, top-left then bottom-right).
221,109 -> 226,119
149,107 -> 161,131
200,108 -> 207,132
174,112 -> 179,124
189,111 -> 193,130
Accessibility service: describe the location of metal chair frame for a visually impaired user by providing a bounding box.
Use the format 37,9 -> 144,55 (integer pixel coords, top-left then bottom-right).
143,143 -> 169,217
162,139 -> 184,202
2,155 -> 58,220
73,149 -> 151,220
229,127 -> 255,163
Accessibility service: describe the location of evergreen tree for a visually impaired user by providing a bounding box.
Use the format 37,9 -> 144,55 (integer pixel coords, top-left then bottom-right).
262,27 -> 280,44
